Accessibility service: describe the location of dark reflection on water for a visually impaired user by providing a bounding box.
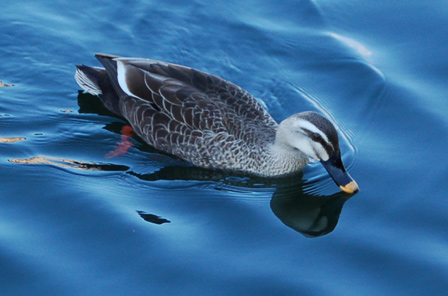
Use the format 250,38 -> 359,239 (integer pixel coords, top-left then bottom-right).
271,186 -> 349,237
132,165 -> 351,237
78,91 -> 351,237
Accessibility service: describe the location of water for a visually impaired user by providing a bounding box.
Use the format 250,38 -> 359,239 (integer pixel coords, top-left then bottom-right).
1,0 -> 448,295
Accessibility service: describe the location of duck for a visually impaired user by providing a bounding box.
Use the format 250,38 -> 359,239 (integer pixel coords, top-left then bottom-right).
75,53 -> 359,194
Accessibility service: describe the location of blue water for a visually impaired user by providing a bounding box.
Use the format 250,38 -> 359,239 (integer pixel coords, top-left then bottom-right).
2,0 -> 448,295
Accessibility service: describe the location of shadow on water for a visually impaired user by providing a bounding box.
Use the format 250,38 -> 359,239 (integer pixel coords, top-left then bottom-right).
77,91 -> 353,237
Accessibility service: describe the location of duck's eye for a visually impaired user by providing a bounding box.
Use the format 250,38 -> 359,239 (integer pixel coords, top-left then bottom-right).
311,133 -> 322,141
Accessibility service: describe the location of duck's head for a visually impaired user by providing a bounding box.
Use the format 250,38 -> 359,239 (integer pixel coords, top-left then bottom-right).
277,111 -> 359,194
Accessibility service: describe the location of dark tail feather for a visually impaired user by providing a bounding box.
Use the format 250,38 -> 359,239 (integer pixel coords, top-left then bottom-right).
94,53 -> 129,98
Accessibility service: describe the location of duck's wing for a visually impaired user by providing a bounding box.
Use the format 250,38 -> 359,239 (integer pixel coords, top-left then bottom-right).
95,54 -> 278,170
98,54 -> 276,125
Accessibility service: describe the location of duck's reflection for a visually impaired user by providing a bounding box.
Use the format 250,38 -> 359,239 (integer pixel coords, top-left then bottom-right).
270,186 -> 349,237
77,91 -> 353,237
129,163 -> 351,237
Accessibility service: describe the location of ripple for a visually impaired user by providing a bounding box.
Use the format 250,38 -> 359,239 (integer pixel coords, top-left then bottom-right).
328,32 -> 373,62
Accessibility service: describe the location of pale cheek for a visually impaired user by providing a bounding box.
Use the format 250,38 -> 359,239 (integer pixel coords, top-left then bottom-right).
316,146 -> 329,161
293,140 -> 317,158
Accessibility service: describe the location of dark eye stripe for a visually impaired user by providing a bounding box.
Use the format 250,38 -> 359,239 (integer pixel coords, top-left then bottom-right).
302,128 -> 334,157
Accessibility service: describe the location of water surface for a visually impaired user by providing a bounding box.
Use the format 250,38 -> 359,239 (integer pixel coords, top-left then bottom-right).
1,0 -> 448,295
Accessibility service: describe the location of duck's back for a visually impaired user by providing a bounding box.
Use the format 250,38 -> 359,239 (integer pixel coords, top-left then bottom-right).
76,54 -> 279,172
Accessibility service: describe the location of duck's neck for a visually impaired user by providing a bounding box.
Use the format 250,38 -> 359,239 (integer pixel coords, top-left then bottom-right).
262,140 -> 309,176
244,120 -> 309,177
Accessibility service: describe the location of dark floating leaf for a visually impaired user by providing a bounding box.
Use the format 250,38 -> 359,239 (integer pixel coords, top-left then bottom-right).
137,210 -> 171,225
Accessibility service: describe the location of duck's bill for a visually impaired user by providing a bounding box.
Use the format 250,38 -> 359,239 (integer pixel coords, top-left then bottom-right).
321,154 -> 359,194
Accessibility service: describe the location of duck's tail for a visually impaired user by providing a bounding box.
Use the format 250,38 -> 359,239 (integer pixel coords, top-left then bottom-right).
75,63 -> 122,116
75,65 -> 104,96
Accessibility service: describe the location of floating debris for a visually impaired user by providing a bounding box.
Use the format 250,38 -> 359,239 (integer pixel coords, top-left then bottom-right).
0,137 -> 26,143
8,156 -> 129,171
0,81 -> 14,87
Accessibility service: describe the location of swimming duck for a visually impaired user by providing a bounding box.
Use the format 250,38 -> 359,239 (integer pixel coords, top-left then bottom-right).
75,53 -> 359,193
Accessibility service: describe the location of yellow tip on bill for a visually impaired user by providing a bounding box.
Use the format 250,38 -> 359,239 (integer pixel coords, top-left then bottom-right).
339,180 -> 359,194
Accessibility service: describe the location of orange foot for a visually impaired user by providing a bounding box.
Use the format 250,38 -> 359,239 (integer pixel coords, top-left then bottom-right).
106,126 -> 134,158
